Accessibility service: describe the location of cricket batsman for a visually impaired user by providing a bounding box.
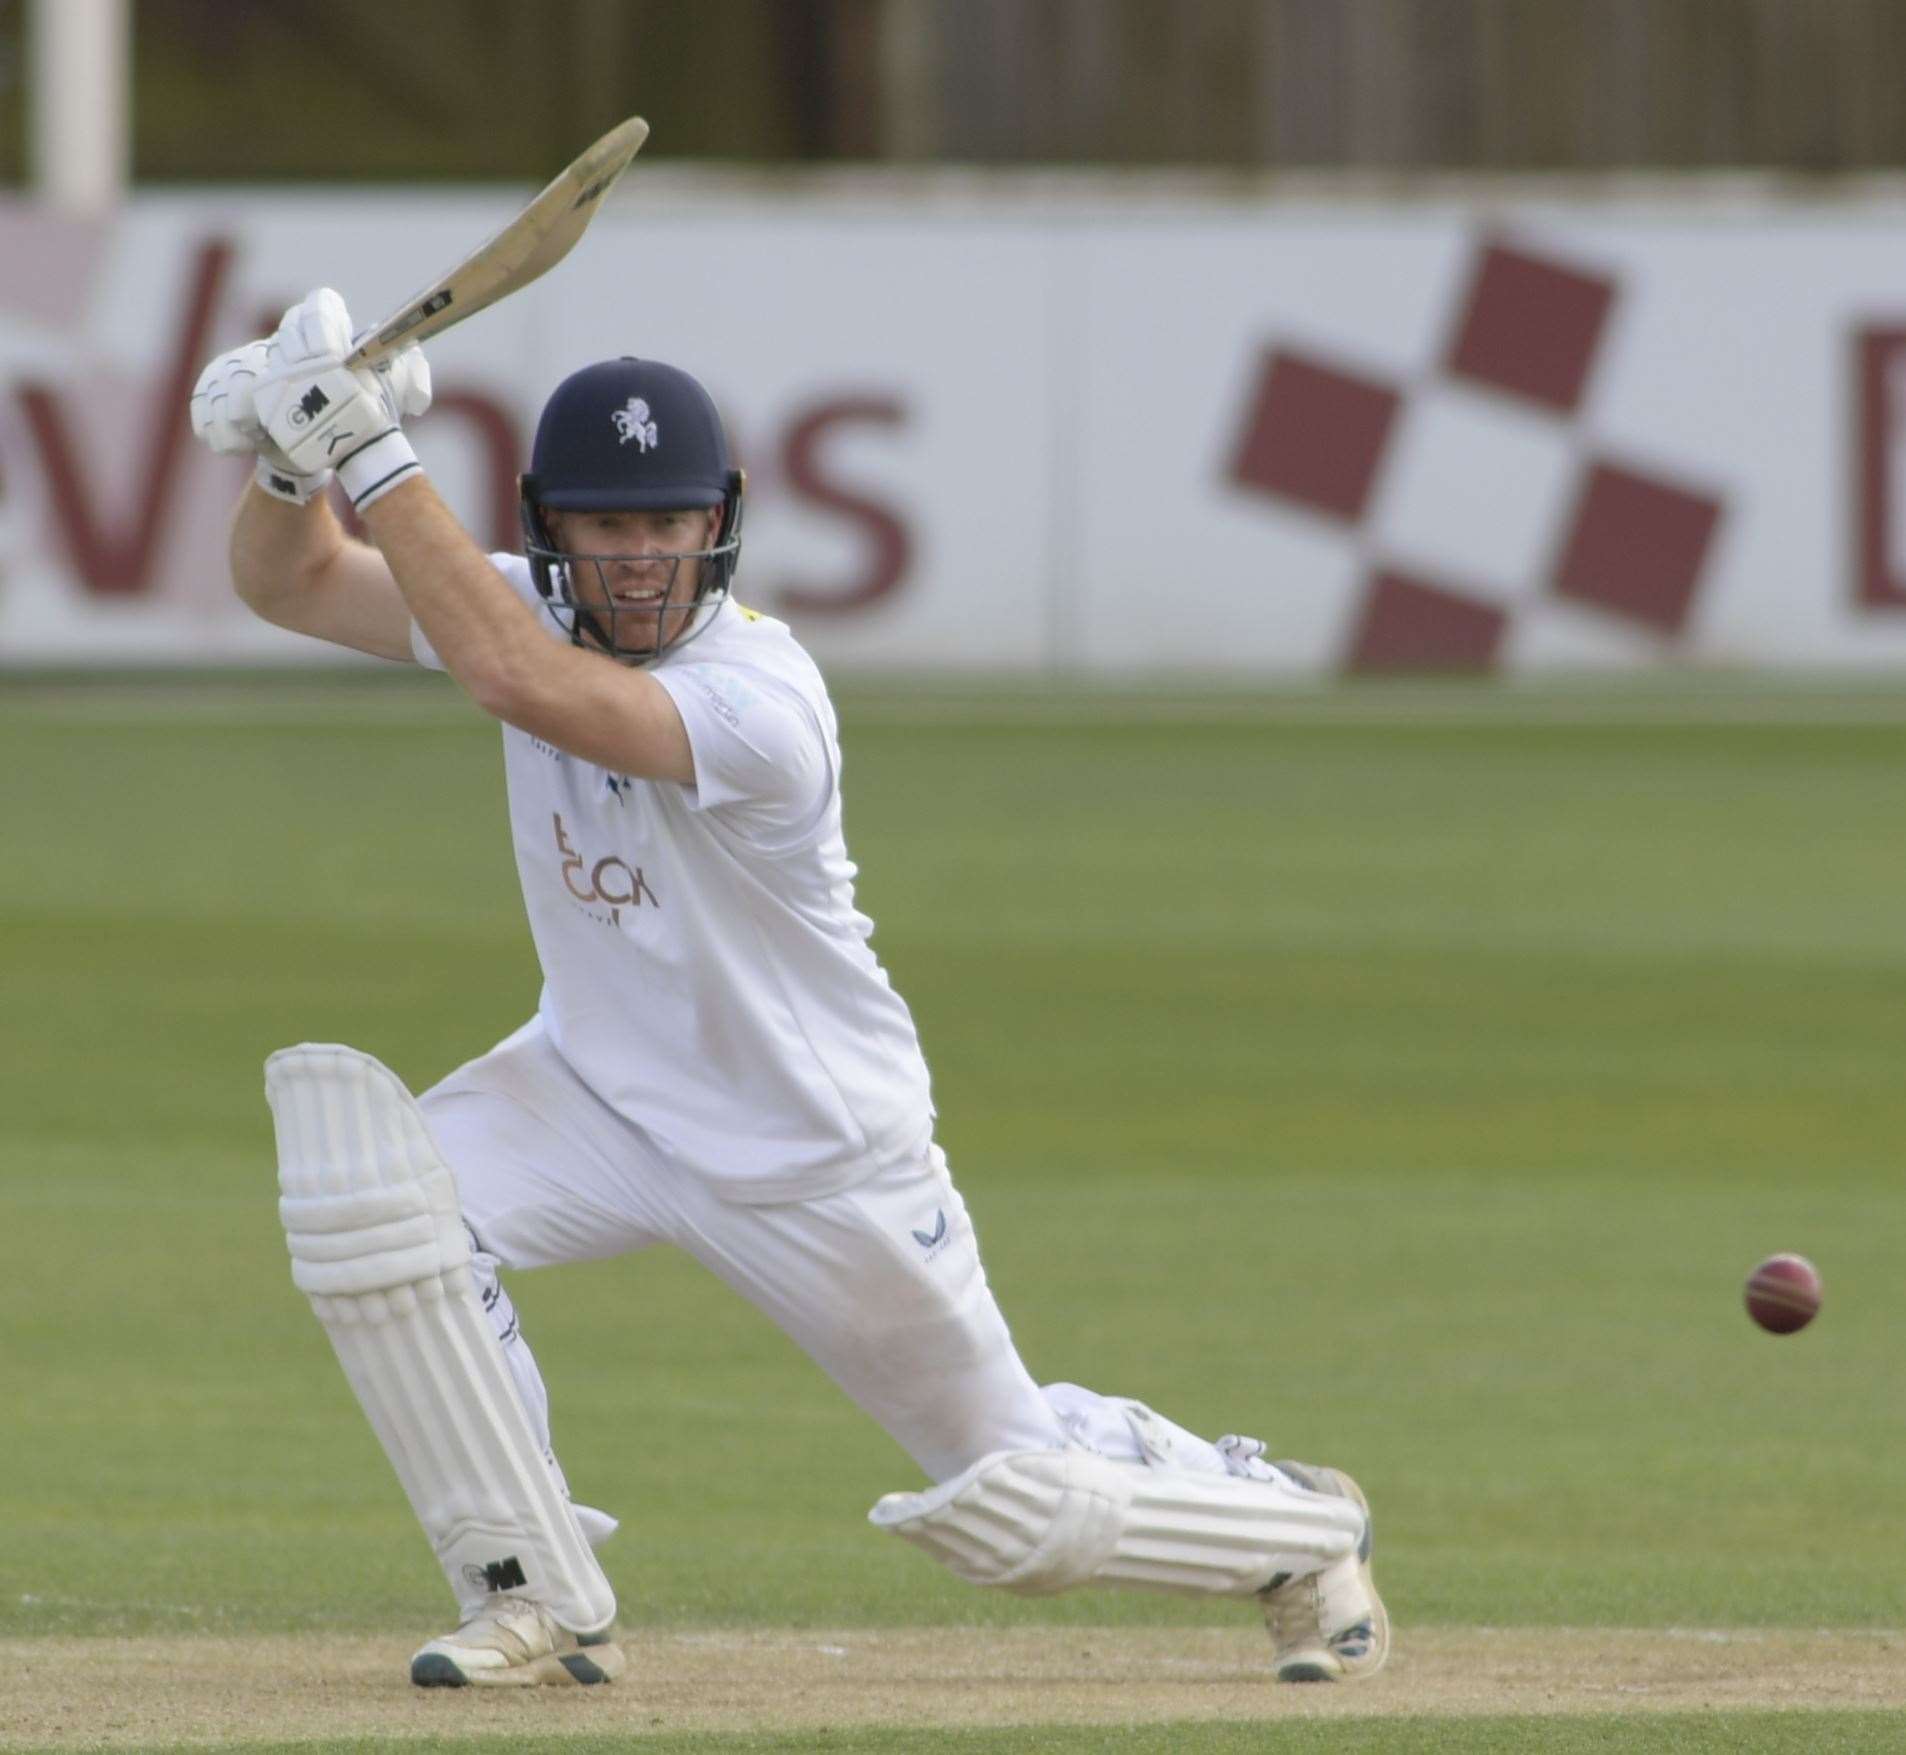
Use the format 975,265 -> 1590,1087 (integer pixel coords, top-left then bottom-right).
188,289 -> 1390,1690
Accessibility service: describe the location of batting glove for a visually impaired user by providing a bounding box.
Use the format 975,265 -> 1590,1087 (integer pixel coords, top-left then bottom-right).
253,288 -> 433,512
190,339 -> 332,505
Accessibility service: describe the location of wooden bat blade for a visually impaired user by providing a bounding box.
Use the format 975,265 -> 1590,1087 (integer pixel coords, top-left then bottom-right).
344,115 -> 649,369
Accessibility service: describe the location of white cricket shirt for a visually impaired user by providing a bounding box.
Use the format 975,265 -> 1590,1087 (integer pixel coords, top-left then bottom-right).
412,556 -> 935,1201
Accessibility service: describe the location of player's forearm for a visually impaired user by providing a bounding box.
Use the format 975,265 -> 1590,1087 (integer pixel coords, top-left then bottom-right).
360,475 -> 564,712
361,476 -> 694,781
228,484 -> 347,622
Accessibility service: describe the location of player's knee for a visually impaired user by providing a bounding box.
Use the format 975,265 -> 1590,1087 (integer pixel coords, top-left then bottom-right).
868,1447 -> 1132,1595
269,1042 -> 471,1300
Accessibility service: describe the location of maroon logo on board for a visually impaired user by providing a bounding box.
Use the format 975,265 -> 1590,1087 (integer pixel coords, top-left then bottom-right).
1227,238 -> 1727,672
0,232 -> 919,620
5,236 -> 529,596
1854,328 -> 1906,612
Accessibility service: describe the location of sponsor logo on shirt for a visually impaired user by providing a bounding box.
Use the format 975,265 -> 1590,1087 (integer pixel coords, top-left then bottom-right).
686,665 -> 773,733
690,673 -> 742,730
553,812 -> 658,927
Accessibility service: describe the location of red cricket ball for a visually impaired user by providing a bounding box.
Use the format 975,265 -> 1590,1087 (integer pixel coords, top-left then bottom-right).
1744,1253 -> 1822,1334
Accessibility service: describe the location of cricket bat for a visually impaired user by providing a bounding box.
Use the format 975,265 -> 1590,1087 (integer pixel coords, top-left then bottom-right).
343,115 -> 649,371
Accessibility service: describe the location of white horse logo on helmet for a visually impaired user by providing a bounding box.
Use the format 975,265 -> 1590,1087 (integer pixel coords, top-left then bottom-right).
611,398 -> 659,451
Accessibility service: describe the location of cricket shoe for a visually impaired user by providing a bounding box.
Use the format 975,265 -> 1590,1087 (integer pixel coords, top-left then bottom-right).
1257,1462 -> 1389,1683
410,1599 -> 625,1688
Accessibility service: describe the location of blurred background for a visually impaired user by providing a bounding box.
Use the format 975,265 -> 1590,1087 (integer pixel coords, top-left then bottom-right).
6,0 -> 1906,675
15,0 -> 1906,176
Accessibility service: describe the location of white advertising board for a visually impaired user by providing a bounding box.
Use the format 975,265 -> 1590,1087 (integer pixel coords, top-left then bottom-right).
3,176 -> 1906,675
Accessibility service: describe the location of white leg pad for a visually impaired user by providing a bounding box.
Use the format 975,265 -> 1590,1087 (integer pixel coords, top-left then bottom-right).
870,1444 -> 1364,1598
871,1449 -> 1129,1594
267,1042 -> 615,1635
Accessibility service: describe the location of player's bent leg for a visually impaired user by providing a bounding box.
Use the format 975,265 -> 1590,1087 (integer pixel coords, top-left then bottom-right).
682,1144 -> 1384,1682
265,1042 -> 621,1685
870,1391 -> 1387,1684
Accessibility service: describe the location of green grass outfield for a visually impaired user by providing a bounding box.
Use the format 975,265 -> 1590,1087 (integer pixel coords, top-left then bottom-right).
3,673 -> 1904,1752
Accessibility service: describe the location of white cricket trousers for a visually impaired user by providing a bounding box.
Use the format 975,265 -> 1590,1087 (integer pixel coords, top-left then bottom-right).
420,1017 -> 1078,1485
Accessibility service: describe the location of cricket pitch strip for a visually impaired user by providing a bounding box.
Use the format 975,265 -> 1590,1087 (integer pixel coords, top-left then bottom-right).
5,1625 -> 1902,1748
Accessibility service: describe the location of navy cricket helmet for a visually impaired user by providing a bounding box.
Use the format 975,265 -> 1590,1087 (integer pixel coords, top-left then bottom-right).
519,357 -> 745,664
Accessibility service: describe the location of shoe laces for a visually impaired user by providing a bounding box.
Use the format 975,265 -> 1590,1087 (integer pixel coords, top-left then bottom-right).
458,1599 -> 559,1658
